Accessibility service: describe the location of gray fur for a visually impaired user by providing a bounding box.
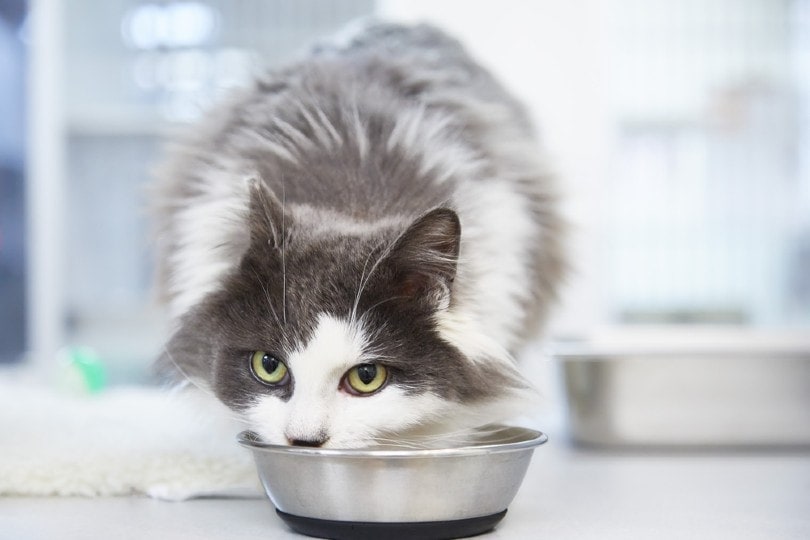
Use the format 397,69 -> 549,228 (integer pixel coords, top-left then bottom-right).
152,22 -> 565,433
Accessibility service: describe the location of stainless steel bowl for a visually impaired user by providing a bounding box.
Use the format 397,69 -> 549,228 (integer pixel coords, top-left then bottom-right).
554,330 -> 810,448
238,425 -> 547,539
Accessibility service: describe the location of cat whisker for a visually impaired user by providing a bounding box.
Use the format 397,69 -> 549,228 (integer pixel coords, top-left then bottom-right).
160,349 -> 234,411
350,244 -> 379,325
251,268 -> 283,330
350,234 -> 399,325
367,430 -> 490,449
366,436 -> 436,450
159,347 -> 251,424
358,295 -> 409,321
366,353 -> 397,362
281,178 -> 288,325
350,240 -> 390,325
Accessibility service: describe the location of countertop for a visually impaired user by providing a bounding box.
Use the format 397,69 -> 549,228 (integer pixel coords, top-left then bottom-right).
2,434 -> 808,540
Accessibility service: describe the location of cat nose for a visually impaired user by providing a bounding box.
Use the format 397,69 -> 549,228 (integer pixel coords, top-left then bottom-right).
287,436 -> 328,448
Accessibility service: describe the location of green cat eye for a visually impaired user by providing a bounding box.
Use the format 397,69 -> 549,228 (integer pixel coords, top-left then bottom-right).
342,363 -> 388,395
250,351 -> 289,385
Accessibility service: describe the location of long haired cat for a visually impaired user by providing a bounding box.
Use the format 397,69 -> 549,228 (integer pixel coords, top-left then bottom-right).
152,22 -> 564,448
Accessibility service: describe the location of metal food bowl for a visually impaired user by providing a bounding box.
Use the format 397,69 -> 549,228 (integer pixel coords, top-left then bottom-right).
554,329 -> 810,448
238,425 -> 547,540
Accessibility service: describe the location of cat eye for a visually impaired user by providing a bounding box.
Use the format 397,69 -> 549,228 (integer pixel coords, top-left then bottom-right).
342,363 -> 388,395
250,351 -> 289,385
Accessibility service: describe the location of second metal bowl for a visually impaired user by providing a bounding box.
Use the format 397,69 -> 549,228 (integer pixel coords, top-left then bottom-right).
238,425 -> 547,539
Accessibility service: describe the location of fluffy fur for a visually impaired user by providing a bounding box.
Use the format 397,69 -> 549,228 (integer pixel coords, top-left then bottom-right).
152,22 -> 565,448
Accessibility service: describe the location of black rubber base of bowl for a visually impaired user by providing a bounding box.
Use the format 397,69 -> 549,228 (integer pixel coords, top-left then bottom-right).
276,508 -> 507,540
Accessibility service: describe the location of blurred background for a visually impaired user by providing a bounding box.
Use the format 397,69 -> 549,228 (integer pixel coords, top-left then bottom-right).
1,0 -> 809,426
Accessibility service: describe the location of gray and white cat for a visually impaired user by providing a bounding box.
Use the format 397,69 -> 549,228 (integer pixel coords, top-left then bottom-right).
152,22 -> 564,448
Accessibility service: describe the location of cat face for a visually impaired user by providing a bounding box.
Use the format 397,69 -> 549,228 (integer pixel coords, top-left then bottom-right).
239,314 -> 460,448
163,181 -> 528,448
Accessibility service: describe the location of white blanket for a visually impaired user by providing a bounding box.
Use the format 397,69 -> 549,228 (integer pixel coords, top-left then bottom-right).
0,374 -> 261,501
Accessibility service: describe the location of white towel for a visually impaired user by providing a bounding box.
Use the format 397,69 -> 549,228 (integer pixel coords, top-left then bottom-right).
0,373 -> 262,501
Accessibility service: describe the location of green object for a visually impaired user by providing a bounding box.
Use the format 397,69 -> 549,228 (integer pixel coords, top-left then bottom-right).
64,347 -> 107,394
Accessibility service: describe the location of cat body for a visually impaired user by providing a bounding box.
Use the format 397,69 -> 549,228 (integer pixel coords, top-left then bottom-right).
153,23 -> 564,448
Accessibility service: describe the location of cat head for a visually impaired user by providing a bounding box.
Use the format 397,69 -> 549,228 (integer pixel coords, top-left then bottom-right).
162,179 -> 530,448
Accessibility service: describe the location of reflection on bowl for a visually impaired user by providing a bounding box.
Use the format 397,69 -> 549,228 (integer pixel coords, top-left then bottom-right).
238,425 -> 547,540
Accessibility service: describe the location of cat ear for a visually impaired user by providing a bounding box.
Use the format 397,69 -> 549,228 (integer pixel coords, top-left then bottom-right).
387,208 -> 461,309
246,177 -> 286,248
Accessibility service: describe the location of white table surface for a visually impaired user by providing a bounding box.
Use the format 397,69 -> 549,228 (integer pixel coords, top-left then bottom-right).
2,436 -> 808,540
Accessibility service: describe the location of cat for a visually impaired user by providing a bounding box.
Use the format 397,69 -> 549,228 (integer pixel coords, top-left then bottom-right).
151,22 -> 565,449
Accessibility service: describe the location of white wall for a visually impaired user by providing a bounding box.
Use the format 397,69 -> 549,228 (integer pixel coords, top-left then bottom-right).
378,0 -> 810,331
377,0 -> 615,335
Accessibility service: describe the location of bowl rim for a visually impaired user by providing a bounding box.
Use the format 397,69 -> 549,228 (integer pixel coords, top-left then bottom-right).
237,425 -> 548,458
